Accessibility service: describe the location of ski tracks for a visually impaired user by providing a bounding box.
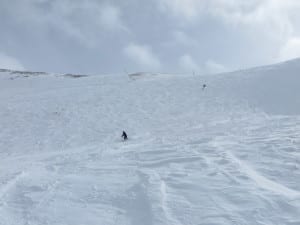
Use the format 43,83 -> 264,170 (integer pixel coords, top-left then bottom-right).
226,150 -> 300,199
0,171 -> 26,200
142,171 -> 182,225
210,136 -> 300,199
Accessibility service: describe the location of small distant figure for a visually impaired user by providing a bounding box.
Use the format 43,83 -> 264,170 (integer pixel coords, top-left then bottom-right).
202,84 -> 207,90
121,131 -> 128,141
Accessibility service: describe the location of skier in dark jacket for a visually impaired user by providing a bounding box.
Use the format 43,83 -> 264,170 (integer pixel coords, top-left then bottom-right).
121,131 -> 128,141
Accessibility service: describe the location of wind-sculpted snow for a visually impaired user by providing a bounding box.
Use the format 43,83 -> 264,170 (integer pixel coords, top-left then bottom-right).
0,59 -> 299,225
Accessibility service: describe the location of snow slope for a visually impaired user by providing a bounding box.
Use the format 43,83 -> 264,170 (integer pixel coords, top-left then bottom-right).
0,60 -> 299,225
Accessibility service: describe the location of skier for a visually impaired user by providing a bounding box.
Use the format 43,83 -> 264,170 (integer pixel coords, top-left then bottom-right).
202,84 -> 207,90
121,131 -> 128,141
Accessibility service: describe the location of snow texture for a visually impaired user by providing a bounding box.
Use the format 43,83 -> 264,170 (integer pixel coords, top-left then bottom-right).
0,59 -> 300,225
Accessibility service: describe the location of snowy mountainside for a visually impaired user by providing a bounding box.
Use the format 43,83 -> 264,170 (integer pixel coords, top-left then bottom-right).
0,59 -> 299,225
212,58 -> 300,115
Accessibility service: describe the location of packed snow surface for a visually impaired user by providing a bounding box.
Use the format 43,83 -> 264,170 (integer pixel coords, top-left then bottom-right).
0,60 -> 300,225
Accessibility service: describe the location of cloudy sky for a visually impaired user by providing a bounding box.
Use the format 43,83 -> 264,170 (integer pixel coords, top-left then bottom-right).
1,0 -> 300,75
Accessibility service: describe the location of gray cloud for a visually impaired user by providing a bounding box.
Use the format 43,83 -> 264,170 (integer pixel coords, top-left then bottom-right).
0,0 -> 300,74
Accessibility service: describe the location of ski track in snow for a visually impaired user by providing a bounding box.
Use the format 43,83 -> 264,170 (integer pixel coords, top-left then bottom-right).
0,67 -> 300,225
211,135 -> 300,198
227,150 -> 300,199
0,172 -> 26,200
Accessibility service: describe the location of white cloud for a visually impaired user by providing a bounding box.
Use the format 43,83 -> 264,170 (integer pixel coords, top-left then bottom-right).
179,54 -> 227,74
158,1 -> 300,39
179,54 -> 200,72
159,0 -> 300,64
205,60 -> 227,74
158,0 -> 300,26
278,37 -> 300,61
124,43 -> 161,70
0,52 -> 25,70
210,0 -> 297,41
